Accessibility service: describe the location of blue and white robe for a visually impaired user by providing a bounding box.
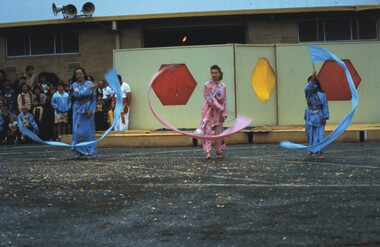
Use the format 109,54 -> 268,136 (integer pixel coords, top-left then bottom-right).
71,80 -> 96,156
304,81 -> 329,153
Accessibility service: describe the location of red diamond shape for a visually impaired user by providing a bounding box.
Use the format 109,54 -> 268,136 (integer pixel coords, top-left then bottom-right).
152,64 -> 197,105
317,59 -> 361,101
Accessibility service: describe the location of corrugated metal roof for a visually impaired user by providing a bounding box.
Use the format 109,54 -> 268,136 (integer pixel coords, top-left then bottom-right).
1,0 -> 380,27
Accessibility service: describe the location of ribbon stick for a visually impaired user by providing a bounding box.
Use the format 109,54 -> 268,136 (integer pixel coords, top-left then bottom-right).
280,46 -> 359,152
148,65 -> 252,141
18,67 -> 123,147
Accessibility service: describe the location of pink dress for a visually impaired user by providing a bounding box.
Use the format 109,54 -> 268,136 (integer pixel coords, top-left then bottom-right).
198,80 -> 228,153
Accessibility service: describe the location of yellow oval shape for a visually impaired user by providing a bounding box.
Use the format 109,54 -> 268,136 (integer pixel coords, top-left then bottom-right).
251,58 -> 276,102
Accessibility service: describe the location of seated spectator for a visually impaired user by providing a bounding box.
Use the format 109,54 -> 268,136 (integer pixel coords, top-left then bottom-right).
0,106 -> 15,144
6,115 -> 20,144
18,106 -> 38,143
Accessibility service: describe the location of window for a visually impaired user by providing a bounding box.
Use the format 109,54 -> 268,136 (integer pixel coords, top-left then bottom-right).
144,26 -> 246,48
56,33 -> 79,53
357,18 -> 378,39
6,35 -> 29,56
31,34 -> 55,55
6,32 -> 79,57
299,20 -> 318,42
325,18 -> 351,41
298,17 -> 378,42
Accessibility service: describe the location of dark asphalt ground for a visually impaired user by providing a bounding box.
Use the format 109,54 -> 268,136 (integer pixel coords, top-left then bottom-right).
0,142 -> 379,247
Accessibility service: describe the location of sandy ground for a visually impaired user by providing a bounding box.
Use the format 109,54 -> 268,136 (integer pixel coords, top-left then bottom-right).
1,142 -> 379,246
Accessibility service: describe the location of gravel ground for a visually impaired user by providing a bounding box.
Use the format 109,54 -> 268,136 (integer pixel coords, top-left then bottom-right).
1,142 -> 379,247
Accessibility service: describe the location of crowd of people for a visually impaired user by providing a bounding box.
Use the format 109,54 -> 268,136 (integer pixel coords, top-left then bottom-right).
0,65 -> 132,145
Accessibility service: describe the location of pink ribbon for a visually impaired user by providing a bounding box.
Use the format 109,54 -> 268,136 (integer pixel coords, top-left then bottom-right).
148,65 -> 252,141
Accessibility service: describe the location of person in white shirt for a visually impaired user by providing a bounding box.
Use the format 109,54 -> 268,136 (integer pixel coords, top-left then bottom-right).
106,75 -> 132,131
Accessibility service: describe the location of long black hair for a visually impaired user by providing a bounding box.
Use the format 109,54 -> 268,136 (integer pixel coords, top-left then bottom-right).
308,74 -> 324,93
210,65 -> 223,80
314,77 -> 324,93
71,67 -> 88,83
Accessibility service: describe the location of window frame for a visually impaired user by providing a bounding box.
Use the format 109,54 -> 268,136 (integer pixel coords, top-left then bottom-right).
298,16 -> 378,43
5,31 -> 80,58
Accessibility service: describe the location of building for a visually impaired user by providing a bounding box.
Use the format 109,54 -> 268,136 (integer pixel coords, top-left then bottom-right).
1,1 -> 379,83
1,1 -> 380,130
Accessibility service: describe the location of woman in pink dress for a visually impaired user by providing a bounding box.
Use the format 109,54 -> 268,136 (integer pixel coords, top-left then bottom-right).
198,65 -> 228,159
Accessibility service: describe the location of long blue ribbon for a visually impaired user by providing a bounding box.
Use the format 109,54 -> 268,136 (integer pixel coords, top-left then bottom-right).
17,67 -> 123,147
280,46 -> 359,152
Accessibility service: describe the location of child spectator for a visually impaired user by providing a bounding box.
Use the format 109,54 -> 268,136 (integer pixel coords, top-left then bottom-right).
95,94 -> 107,131
32,99 -> 44,129
51,83 -> 71,140
0,106 -> 15,144
17,84 -> 34,113
96,80 -> 106,97
64,83 -> 71,94
33,87 -> 47,106
102,83 -> 114,127
18,106 -> 38,143
39,74 -> 50,95
64,83 -> 73,134
48,87 -> 56,97
6,115 -> 19,144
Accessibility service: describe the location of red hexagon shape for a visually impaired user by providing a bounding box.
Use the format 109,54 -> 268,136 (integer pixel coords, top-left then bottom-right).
152,64 -> 197,105
317,59 -> 361,101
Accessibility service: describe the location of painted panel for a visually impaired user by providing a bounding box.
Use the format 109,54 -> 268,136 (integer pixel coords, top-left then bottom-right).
235,45 -> 277,126
113,42 -> 380,129
276,42 -> 380,125
113,45 -> 235,130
